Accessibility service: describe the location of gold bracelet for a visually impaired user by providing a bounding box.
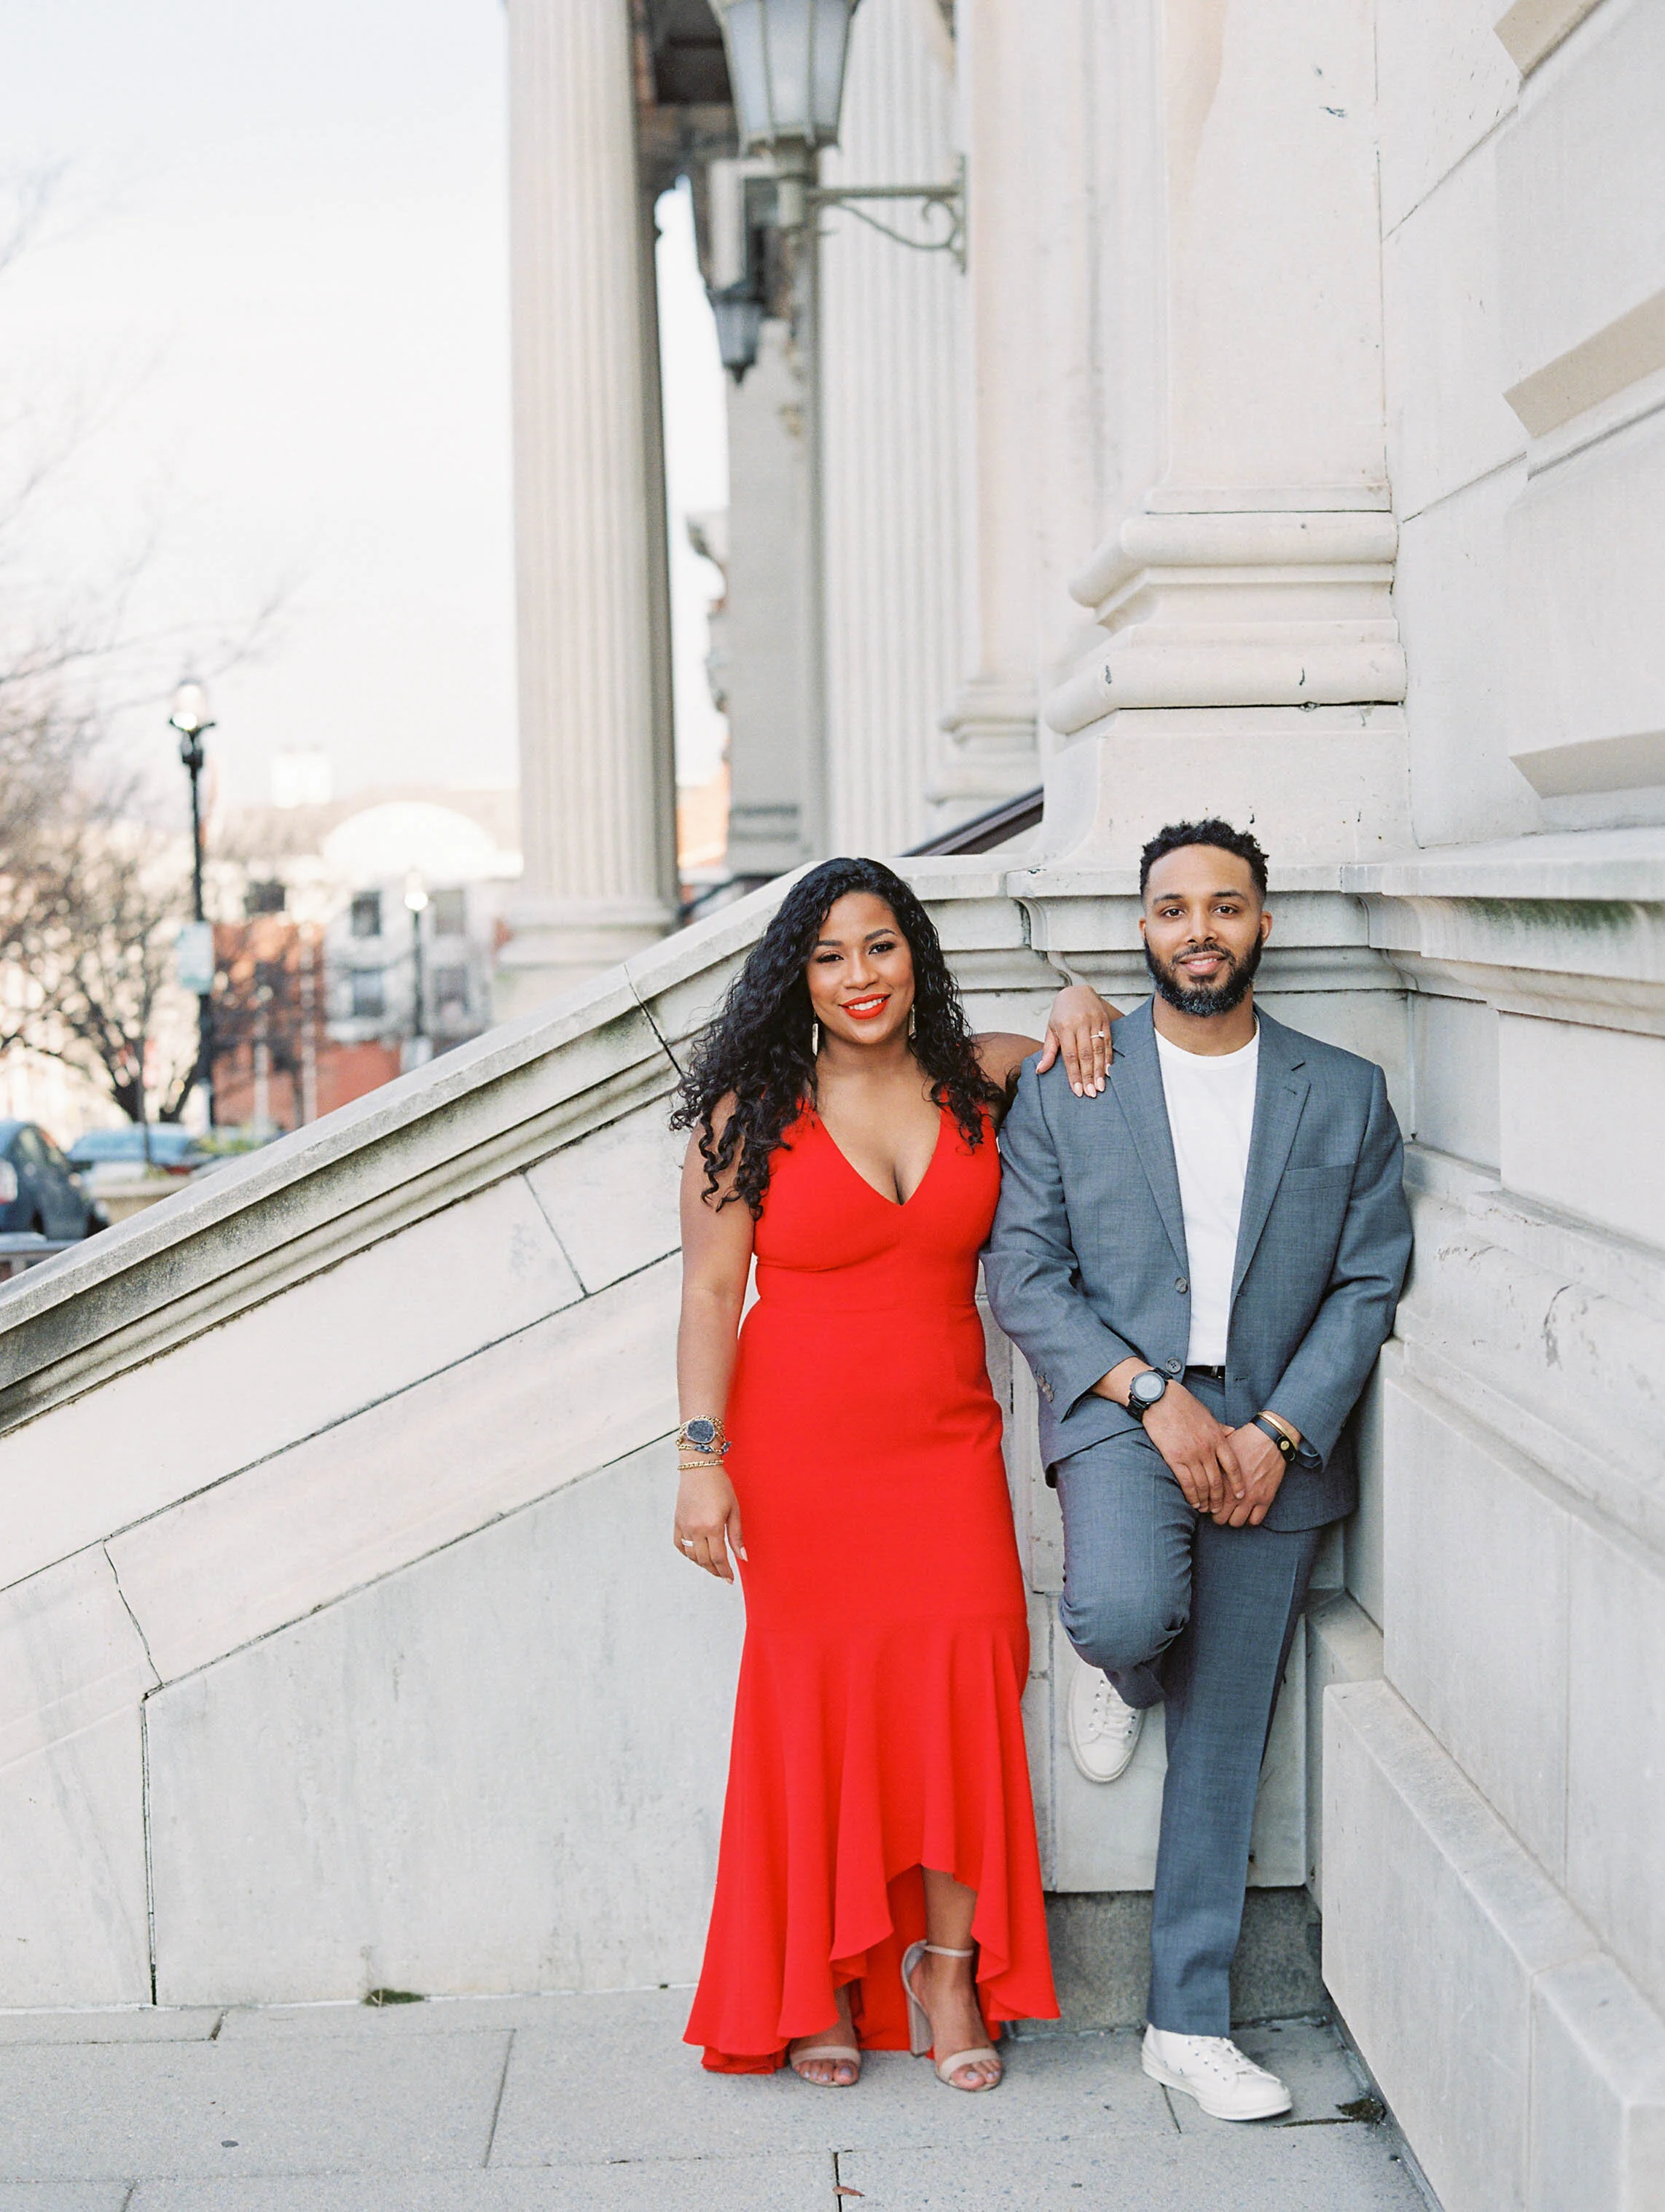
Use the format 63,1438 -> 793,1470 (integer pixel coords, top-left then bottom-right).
1253,1412 -> 1298,1463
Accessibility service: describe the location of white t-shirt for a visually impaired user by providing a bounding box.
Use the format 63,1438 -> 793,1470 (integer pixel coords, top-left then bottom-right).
1153,1024 -> 1260,1366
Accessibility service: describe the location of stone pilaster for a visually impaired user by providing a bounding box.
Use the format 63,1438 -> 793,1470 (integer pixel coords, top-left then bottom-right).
1033,0 -> 1412,871
498,0 -> 677,1016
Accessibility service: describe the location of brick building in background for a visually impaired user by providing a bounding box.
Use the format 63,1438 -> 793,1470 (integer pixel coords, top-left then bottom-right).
211,788 -> 520,1133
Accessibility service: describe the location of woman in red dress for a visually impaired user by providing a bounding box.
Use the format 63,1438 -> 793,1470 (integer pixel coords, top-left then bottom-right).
671,857 -> 1119,2089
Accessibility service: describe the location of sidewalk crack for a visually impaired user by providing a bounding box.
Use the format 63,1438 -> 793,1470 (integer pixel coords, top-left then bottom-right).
482,2028 -> 514,2167
831,2146 -> 864,2202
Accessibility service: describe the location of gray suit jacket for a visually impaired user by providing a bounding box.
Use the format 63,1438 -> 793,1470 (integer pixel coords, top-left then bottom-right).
983,999 -> 1411,1530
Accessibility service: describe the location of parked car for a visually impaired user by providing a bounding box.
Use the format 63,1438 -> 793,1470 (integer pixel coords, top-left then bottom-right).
65,1123 -> 210,1214
66,1124 -> 205,1176
0,1122 -> 106,1238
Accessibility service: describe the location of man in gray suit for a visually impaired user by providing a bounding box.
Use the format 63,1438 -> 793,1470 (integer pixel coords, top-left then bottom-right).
984,819 -> 1410,2122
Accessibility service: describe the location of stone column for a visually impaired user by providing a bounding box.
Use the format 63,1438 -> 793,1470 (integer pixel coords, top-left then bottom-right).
928,0 -> 1043,832
498,0 -> 677,1017
722,318 -> 820,883
818,0 -> 968,853
1034,0 -> 1412,869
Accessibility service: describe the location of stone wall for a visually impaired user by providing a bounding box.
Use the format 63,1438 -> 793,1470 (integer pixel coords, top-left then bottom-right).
1309,10 -> 1665,2205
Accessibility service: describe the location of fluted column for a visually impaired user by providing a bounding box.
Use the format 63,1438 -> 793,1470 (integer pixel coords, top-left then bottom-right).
498,0 -> 676,1016
928,0 -> 1043,830
818,0 -> 968,854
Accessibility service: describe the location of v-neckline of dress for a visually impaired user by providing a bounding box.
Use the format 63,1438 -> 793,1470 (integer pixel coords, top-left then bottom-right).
811,1102 -> 948,1211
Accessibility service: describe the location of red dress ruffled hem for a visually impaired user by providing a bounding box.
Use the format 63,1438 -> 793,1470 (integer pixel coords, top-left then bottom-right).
683,1617 -> 1058,2069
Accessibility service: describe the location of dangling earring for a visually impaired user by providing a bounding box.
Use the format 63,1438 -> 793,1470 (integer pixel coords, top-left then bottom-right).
810,1019 -> 820,1057
907,1007 -> 917,1039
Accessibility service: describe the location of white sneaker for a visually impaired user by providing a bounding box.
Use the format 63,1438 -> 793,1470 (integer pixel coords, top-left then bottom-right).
1066,1662 -> 1144,1783
1141,2026 -> 1292,2121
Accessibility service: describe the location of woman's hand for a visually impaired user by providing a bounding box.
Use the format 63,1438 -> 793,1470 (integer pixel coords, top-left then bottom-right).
1036,982 -> 1121,1098
674,1462 -> 747,1582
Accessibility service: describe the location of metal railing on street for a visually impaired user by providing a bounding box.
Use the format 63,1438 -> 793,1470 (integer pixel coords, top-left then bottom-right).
0,1232 -> 81,1286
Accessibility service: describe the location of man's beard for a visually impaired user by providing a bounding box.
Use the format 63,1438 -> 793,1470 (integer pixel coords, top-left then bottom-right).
1143,933 -> 1263,1018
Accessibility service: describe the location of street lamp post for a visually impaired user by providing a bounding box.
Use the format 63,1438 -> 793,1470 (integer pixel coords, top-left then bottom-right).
168,677 -> 217,1129
404,870 -> 430,1066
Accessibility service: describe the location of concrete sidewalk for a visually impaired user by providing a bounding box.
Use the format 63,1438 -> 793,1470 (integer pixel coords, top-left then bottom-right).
0,1988 -> 1430,2210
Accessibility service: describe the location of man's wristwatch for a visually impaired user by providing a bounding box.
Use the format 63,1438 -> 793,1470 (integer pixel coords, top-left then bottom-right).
1126,1368 -> 1168,1423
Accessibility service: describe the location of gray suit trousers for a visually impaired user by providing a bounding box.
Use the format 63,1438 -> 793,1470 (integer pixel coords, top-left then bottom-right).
1054,1377 -> 1319,2037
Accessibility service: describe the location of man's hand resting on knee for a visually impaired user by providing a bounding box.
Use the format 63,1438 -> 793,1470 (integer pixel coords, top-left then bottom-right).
1093,1361 -> 1237,1516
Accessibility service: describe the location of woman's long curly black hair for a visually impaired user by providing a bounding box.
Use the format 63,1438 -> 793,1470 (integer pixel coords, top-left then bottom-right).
670,856 -> 1003,1216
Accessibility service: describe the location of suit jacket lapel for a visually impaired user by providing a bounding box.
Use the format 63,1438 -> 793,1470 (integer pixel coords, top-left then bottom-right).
1230,1012 -> 1310,1309
1105,1004 -> 1189,1276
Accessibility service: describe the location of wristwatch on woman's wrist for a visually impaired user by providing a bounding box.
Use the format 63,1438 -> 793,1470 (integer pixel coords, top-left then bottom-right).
1127,1368 -> 1168,1423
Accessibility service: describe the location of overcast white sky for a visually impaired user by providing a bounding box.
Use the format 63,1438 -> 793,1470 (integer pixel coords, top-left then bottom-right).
0,0 -> 728,812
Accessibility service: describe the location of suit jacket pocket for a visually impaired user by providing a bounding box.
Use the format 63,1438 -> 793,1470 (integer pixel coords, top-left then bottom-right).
1270,1165 -> 1353,1258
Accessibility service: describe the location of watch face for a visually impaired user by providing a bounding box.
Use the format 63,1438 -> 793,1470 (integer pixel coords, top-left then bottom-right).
684,1418 -> 718,1449
1130,1370 -> 1165,1410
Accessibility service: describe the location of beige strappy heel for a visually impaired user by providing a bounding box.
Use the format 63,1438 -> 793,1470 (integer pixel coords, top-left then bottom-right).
788,1985 -> 863,2086
788,2036 -> 863,2086
901,1940 -> 1003,2090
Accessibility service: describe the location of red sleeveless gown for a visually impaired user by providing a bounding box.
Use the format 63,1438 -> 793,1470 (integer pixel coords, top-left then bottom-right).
684,1102 -> 1059,2071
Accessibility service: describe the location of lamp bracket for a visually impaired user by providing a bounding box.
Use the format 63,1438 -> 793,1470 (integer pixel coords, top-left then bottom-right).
807,156 -> 965,270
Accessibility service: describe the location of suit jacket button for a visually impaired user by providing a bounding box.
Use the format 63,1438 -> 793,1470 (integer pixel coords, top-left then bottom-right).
1165,1358 -> 1182,1375
1175,1276 -> 1188,1294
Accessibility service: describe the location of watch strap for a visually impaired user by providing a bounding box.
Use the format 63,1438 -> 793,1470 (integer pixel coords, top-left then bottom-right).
1253,1413 -> 1297,1463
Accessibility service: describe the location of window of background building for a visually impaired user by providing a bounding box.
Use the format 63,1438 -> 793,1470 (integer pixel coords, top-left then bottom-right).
432,966 -> 469,1016
350,969 -> 385,1020
430,888 -> 467,938
245,880 -> 286,916
350,891 -> 382,939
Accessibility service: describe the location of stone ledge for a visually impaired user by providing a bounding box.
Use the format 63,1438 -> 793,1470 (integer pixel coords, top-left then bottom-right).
1325,1677 -> 1665,2212
1030,1888 -> 1325,2033
1305,1595 -> 1384,1904
1531,1953 -> 1665,2208
1323,1678 -> 1596,2212
1342,824 -> 1665,902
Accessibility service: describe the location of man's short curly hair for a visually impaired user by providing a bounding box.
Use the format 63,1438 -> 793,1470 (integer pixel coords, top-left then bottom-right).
1138,818 -> 1269,900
